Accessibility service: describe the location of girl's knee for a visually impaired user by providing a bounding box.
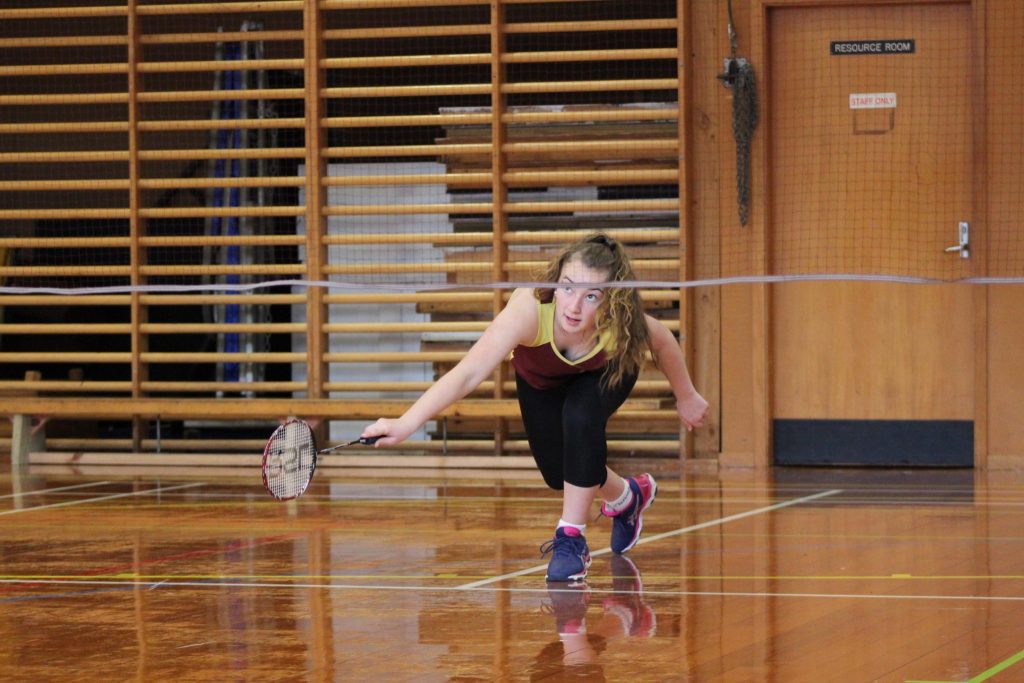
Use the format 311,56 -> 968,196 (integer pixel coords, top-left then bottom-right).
542,474 -> 564,491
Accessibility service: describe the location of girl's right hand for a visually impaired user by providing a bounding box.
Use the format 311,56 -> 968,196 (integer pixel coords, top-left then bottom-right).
360,417 -> 413,447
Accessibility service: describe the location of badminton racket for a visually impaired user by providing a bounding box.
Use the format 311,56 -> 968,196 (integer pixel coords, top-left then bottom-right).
261,419 -> 381,500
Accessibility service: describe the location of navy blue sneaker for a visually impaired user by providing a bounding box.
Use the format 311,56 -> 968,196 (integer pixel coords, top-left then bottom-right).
540,527 -> 591,582
603,473 -> 657,554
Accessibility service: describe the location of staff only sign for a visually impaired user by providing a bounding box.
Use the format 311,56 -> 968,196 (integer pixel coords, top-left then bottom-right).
831,40 -> 915,56
849,92 -> 897,109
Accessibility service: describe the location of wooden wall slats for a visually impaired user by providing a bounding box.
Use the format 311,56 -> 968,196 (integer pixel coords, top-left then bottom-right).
138,119 -> 307,132
142,30 -> 304,46
502,78 -> 678,94
0,0 -> 689,461
1,60 -> 310,76
140,234 -> 305,245
0,123 -> 130,135
0,6 -> 129,20
323,320 -> 681,334
318,227 -> 677,244
35,438 -> 679,454
326,143 -> 489,157
0,296 -> 131,305
326,114 -> 491,128
0,381 -> 133,392
0,237 -> 131,247
0,324 -> 130,334
138,88 -> 303,103
0,35 -> 128,49
507,19 -> 676,33
138,58 -> 305,73
135,2 -> 303,16
503,108 -> 678,124
324,24 -> 489,40
0,353 -> 132,363
318,199 -> 677,215
0,266 -> 133,276
139,147 -> 306,160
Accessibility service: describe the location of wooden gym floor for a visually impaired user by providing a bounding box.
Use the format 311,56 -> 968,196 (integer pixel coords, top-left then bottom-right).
1,462 -> 1023,682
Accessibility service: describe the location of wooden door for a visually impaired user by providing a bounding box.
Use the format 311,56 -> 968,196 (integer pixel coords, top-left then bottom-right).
768,3 -> 978,466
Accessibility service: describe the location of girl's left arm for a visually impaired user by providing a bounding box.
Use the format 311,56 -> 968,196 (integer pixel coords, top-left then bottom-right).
644,314 -> 709,431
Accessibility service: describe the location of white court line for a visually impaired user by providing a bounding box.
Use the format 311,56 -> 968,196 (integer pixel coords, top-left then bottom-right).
455,488 -> 843,590
0,482 -> 205,516
0,481 -> 113,501
2,577 -> 1022,604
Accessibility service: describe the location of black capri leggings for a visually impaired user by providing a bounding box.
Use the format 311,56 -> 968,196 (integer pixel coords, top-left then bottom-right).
515,369 -> 638,490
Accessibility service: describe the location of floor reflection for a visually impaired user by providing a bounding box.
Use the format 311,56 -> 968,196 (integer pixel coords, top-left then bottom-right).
602,555 -> 657,639
532,555 -> 657,680
5,466 -> 1024,680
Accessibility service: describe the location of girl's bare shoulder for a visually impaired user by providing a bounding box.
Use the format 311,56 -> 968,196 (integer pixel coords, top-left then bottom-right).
495,288 -> 539,343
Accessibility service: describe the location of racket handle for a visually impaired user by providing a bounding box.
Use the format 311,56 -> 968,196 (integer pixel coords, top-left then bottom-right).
318,435 -> 384,454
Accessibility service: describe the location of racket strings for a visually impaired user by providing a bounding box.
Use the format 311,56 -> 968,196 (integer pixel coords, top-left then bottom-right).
265,422 -> 315,499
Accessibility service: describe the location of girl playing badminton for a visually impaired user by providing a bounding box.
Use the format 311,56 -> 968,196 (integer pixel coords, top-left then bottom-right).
361,233 -> 709,582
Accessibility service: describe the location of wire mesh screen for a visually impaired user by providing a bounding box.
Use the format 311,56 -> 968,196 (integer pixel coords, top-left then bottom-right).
768,5 -> 973,283
3,2 -> 1017,293
0,0 -> 686,405
0,0 -> 1021,414
0,0 -> 687,296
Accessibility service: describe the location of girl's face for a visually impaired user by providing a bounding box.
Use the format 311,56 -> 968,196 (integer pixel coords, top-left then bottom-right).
553,256 -> 609,338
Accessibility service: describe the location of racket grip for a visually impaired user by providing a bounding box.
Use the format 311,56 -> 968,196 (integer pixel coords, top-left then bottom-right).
319,435 -> 385,454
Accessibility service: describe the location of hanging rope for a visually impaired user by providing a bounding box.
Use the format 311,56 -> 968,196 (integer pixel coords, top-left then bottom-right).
717,0 -> 759,226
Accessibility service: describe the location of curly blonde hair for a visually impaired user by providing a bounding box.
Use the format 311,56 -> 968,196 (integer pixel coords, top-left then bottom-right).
534,233 -> 650,388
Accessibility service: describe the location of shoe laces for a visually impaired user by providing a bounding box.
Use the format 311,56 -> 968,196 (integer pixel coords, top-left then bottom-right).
540,533 -> 586,558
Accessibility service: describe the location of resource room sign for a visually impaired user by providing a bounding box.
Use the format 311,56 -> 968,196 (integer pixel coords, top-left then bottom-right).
830,40 -> 916,56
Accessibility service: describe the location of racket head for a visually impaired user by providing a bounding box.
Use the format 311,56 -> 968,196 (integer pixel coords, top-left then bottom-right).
261,419 -> 318,501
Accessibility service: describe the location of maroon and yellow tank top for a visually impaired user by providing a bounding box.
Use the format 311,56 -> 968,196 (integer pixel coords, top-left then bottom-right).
511,300 -> 615,390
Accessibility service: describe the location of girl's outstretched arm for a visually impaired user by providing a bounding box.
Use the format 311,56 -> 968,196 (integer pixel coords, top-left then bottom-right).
361,288 -> 538,446
645,314 -> 709,431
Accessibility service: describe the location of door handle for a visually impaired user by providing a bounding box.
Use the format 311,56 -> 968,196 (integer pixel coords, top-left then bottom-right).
944,221 -> 970,259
